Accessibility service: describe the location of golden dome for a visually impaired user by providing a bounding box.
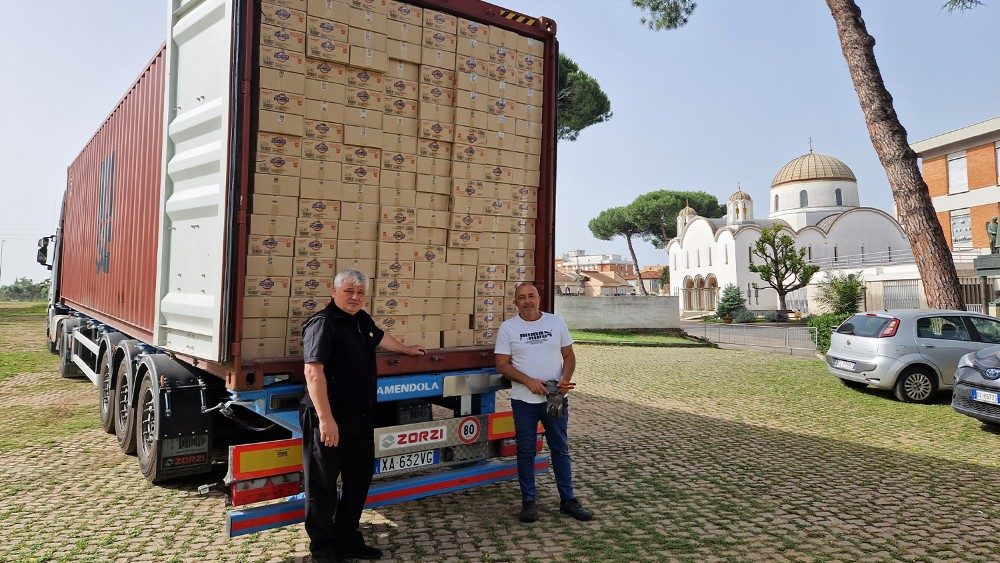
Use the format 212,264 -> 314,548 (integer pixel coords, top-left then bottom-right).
729,188 -> 752,202
771,152 -> 856,188
678,203 -> 697,217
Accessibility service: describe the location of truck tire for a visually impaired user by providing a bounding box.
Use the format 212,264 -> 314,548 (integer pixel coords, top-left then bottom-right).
98,352 -> 116,434
58,328 -> 84,379
136,372 -> 164,483
114,359 -> 137,455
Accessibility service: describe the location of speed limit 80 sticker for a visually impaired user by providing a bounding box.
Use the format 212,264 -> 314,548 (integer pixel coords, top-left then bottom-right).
458,416 -> 481,444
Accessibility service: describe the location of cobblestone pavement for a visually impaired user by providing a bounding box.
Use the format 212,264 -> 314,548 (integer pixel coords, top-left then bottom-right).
2,340 -> 999,562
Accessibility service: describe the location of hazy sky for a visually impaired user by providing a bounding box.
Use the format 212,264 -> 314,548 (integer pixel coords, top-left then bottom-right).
1,0 -> 998,285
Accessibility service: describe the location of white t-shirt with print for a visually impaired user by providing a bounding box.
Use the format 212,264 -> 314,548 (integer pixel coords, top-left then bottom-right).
494,312 -> 574,404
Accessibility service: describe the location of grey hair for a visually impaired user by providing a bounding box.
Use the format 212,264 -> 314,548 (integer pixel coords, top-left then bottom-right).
334,268 -> 369,290
513,282 -> 537,295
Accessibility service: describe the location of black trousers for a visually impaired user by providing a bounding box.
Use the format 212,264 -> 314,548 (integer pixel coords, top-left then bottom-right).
300,405 -> 375,556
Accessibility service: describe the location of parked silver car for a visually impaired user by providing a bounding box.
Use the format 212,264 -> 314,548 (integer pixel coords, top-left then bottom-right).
825,310 -> 1000,403
953,346 -> 1000,427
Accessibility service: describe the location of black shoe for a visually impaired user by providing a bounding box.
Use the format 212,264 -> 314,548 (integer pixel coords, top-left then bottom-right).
337,543 -> 383,560
311,552 -> 343,563
519,499 -> 538,523
560,498 -> 593,521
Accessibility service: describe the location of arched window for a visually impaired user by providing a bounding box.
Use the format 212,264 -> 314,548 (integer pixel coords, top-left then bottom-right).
708,247 -> 713,266
774,194 -> 779,211
724,244 -> 729,265
734,207 -> 740,220
835,188 -> 843,206
799,190 -> 808,207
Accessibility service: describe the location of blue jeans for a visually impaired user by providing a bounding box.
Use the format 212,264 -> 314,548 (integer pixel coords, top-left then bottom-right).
511,398 -> 574,502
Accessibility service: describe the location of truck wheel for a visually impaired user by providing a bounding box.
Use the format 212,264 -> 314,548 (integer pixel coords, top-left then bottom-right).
113,360 -> 137,455
136,373 -> 164,483
98,353 -> 116,434
58,329 -> 84,379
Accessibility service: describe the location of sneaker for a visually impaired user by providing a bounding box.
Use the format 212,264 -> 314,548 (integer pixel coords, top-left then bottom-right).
519,499 -> 538,523
337,543 -> 383,560
559,498 -> 593,521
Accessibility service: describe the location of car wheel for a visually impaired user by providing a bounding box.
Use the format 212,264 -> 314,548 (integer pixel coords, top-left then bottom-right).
893,367 -> 937,404
839,378 -> 867,390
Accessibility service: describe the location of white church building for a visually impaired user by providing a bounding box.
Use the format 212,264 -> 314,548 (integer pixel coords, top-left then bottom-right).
667,151 -> 911,312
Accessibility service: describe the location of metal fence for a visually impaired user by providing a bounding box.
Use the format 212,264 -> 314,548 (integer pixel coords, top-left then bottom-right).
693,323 -> 818,351
884,280 -> 921,309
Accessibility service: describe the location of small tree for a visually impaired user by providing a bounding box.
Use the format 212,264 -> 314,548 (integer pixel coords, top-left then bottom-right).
588,206 -> 648,295
716,284 -> 746,319
659,266 -> 670,294
747,225 -> 820,312
816,272 -> 865,314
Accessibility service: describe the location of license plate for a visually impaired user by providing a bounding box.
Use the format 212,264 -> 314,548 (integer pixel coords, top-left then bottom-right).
971,389 -> 1000,405
375,449 -> 438,475
833,359 -> 856,370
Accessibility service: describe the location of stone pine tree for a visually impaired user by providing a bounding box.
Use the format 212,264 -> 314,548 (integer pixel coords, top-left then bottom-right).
557,53 -> 613,141
748,225 -> 820,312
587,206 -> 648,295
630,190 -> 726,249
627,0 -> 968,310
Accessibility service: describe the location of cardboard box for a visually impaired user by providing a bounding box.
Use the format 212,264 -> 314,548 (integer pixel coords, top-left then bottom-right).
301,139 -> 344,161
304,58 -> 346,82
338,219 -> 379,240
507,265 -> 534,282
416,138 -> 452,160
381,205 -> 416,226
456,39 -> 489,64
473,311 -> 502,330
288,317 -> 308,339
419,119 -> 454,142
422,27 -> 456,52
305,33 -> 348,62
262,2 -> 307,31
254,173 -> 300,197
382,114 -> 419,137
350,46 -> 388,72
448,229 -> 481,248
374,296 -> 410,316
242,337 -> 288,360
306,78 -> 346,102
349,27 -> 387,51
440,314 -> 469,331
452,143 -> 489,165
376,257 -> 415,278
380,132 -> 418,153
415,192 -> 450,211
418,102 -> 455,124
343,163 -> 382,186
408,314 -> 442,332
385,39 -> 421,64
384,75 -> 419,100
451,161 -> 483,181
444,279 -> 476,298
473,295 -> 503,313
343,106 -> 384,128
478,246 -> 507,265
343,144 -> 382,166
260,68 -> 306,94
507,248 -> 534,265
373,315 -> 408,334
307,15 -> 349,42
415,209 -> 449,229
300,177 -> 342,198
453,125 -> 487,147
490,26 -> 517,48
381,151 -> 418,173
347,0 -> 388,13
454,107 -> 490,129
414,226 -> 447,245
291,277 -> 334,297
260,88 -> 306,116
305,99 -> 345,122
488,41 -> 517,65
387,1 -> 422,25
285,336 -> 304,357
308,0 -> 351,22
346,85 -> 384,110
246,275 -> 291,297
486,95 -> 516,117
380,170 -> 417,189
297,217 -> 339,239
409,296 -> 445,315
449,212 -> 483,232
258,110 -> 305,138
482,198 -> 511,216
250,214 -> 297,236
419,83 -> 455,106
450,195 -> 485,214
380,187 -> 417,207
510,217 -> 536,234
337,239 -> 378,259
243,317 -> 289,339
252,194 -> 299,217
414,260 -> 447,280
289,296 -> 325,318
349,6 -> 388,31
294,257 -> 337,277
455,88 -> 490,112
383,95 -> 419,118
508,232 -> 535,250
518,34 -> 544,57
448,263 -> 477,282
246,255 -> 294,276
303,119 -> 343,141
415,156 -> 451,177
335,258 -> 377,279
412,244 -> 446,264
343,125 -> 382,147
379,224 -> 415,243
375,277 -> 412,297
442,297 -> 474,315
474,328 -> 498,346
510,201 -> 538,219
339,183 -> 379,204
243,296 -> 291,317
256,132 -> 303,157
302,159 -> 341,181
378,242 -> 413,259
261,45 -> 307,74
446,247 -> 478,265
386,59 -> 420,81
298,198 -> 341,219
475,280 -> 504,297
261,23 -> 307,53
476,264 -> 507,280
442,329 -> 474,347
248,235 -> 295,256
294,237 -> 338,257
423,8 -> 457,33
415,174 -> 450,195
400,331 -> 441,349
339,202 -> 380,222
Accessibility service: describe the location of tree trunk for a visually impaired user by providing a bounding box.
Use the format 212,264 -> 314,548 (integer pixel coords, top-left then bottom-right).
778,292 -> 788,313
625,234 -> 649,295
826,0 -> 964,310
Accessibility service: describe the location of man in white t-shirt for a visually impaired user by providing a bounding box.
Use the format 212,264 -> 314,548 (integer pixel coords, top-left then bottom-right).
494,282 -> 593,523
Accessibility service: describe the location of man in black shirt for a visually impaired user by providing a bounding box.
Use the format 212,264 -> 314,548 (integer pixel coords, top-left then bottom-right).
300,269 -> 425,562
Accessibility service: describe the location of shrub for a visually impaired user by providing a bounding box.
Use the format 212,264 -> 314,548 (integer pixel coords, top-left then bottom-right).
816,272 -> 864,315
763,310 -> 788,322
716,284 -> 746,319
808,312 -> 853,353
732,308 -> 757,323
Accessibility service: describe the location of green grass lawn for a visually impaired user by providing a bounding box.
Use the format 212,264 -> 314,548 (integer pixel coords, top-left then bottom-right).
570,329 -> 704,346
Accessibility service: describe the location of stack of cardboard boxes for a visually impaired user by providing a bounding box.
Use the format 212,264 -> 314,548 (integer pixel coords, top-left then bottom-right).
243,0 -> 542,359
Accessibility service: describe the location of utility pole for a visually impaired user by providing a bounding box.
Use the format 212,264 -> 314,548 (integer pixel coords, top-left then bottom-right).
0,239 -> 6,286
